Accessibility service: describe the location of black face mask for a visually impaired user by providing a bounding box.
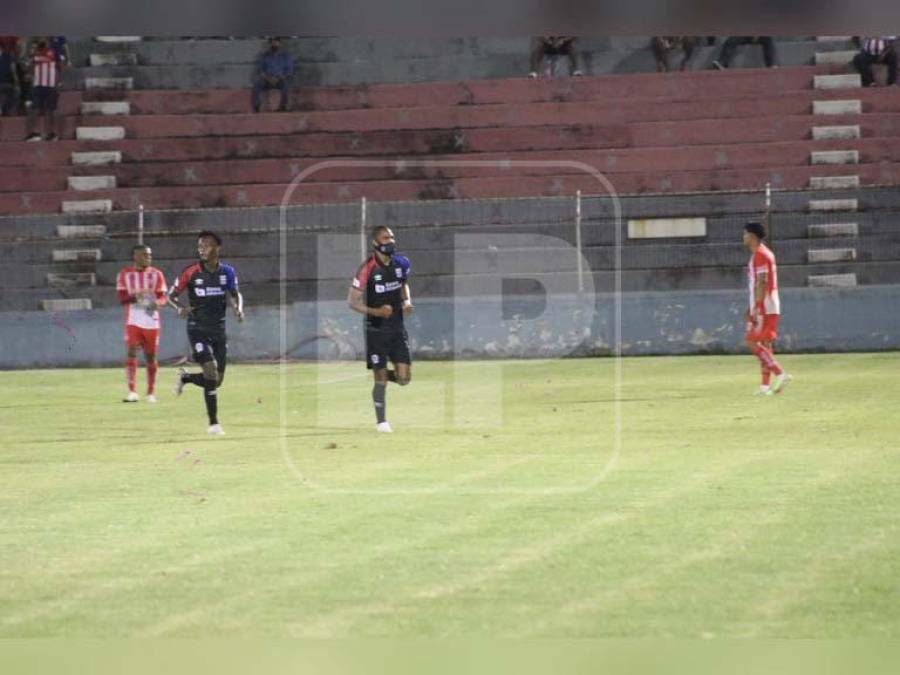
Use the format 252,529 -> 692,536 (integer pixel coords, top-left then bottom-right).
374,242 -> 395,256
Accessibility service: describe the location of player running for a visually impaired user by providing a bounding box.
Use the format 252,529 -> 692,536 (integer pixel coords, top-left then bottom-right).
743,221 -> 791,396
168,231 -> 244,435
116,244 -> 168,403
347,226 -> 413,433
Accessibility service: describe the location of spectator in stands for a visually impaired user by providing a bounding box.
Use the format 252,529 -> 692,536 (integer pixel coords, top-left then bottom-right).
50,36 -> 70,71
651,36 -> 697,72
529,36 -> 583,78
0,40 -> 18,116
712,37 -> 778,70
24,36 -> 61,141
251,37 -> 294,112
853,37 -> 897,87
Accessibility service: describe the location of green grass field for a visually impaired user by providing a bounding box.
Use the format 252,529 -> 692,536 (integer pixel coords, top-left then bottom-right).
1,353 -> 898,637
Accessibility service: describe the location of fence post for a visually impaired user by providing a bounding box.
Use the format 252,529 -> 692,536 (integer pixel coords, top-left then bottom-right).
575,190 -> 584,293
138,204 -> 144,245
360,197 -> 367,261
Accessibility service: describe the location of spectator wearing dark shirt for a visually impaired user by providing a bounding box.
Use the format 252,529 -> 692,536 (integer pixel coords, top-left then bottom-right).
853,37 -> 897,87
652,36 -> 697,72
713,36 -> 778,70
251,37 -> 294,113
0,41 -> 18,116
529,36 -> 582,78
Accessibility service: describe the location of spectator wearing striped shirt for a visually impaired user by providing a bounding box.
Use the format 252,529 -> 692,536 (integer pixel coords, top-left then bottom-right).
24,36 -> 61,141
854,37 -> 897,87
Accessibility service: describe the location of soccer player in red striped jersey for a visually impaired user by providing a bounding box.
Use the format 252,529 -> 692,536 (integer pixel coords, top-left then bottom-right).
743,222 -> 791,396
117,245 -> 168,403
24,36 -> 61,142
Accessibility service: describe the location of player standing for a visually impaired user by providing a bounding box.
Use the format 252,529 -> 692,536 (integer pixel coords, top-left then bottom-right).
347,226 -> 414,433
168,231 -> 244,435
743,221 -> 791,395
116,244 -> 167,403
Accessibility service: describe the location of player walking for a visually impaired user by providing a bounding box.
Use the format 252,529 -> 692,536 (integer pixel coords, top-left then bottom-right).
168,231 -> 244,435
743,222 -> 791,395
117,244 -> 167,403
347,226 -> 413,433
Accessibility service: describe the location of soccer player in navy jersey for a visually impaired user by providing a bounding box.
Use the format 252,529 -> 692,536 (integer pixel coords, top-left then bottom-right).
347,226 -> 413,433
168,231 -> 244,435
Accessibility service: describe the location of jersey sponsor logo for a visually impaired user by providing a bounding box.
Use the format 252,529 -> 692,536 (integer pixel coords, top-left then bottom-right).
374,281 -> 402,294
195,287 -> 225,297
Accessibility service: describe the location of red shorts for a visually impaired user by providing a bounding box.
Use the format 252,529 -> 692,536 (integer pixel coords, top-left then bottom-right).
745,314 -> 779,343
125,325 -> 160,355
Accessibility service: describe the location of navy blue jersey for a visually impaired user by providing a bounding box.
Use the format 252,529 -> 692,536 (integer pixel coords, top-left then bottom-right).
171,261 -> 238,330
352,253 -> 411,330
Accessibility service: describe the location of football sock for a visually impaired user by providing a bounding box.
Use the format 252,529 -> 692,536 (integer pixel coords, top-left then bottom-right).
386,370 -> 398,383
125,358 -> 137,392
182,372 -> 205,387
203,378 -> 218,425
373,382 -> 387,424
146,361 -> 158,394
753,345 -> 783,376
761,367 -> 771,387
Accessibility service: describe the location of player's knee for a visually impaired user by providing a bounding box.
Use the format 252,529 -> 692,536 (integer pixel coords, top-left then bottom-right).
145,354 -> 157,365
397,374 -> 411,386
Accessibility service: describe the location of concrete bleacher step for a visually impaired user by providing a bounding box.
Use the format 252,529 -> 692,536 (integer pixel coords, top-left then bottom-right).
815,36 -> 853,41
84,77 -> 134,90
813,74 -> 862,89
814,50 -> 856,65
71,151 -> 122,166
47,272 -> 97,287
61,199 -> 113,214
809,198 -> 858,212
89,53 -> 138,67
94,36 -> 142,43
808,222 -> 859,238
41,298 -> 93,311
812,99 -> 862,115
808,247 -> 857,263
80,101 -> 131,115
52,248 -> 102,262
811,125 -> 860,140
76,126 -> 126,141
810,150 -> 859,165
67,175 -> 117,191
807,273 -> 857,287
810,175 -> 860,189
57,224 -> 107,238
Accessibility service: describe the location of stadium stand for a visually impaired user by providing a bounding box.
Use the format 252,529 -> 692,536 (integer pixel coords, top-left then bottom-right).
1,36 -> 899,312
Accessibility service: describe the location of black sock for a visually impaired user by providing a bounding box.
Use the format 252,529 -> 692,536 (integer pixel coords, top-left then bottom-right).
182,372 -> 205,387
203,379 -> 218,425
373,383 -> 386,424
385,370 -> 398,383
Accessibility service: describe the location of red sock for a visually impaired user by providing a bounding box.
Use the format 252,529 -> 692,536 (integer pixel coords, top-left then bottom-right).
761,366 -> 771,387
146,361 -> 158,395
126,358 -> 138,392
753,345 -> 783,376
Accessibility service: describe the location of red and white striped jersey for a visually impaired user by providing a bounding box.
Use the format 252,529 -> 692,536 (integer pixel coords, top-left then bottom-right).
117,266 -> 168,329
31,47 -> 58,87
862,37 -> 896,56
748,243 -> 780,315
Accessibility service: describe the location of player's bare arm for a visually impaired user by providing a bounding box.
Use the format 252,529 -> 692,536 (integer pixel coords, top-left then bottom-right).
167,288 -> 192,318
229,290 -> 245,322
754,270 -> 768,310
402,282 -> 414,316
348,287 -> 392,318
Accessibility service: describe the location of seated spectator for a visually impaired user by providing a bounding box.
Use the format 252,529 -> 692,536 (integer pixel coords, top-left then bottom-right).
251,37 -> 294,113
853,37 -> 897,87
0,40 -> 18,116
529,36 -> 583,78
24,36 -> 61,141
652,36 -> 697,72
712,36 -> 778,70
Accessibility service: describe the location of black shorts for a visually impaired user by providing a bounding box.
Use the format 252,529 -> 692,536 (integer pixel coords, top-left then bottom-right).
365,328 -> 411,370
188,327 -> 227,374
31,86 -> 58,113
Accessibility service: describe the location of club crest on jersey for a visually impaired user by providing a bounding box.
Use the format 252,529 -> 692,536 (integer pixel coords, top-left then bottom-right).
219,274 -> 227,285
395,268 -> 403,278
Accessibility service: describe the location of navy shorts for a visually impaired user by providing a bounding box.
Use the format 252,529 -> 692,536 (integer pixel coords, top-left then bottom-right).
188,328 -> 227,375
365,328 -> 410,370
31,86 -> 58,113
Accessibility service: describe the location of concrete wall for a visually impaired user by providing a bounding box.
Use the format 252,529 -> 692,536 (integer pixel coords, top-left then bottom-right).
3,285 -> 898,369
